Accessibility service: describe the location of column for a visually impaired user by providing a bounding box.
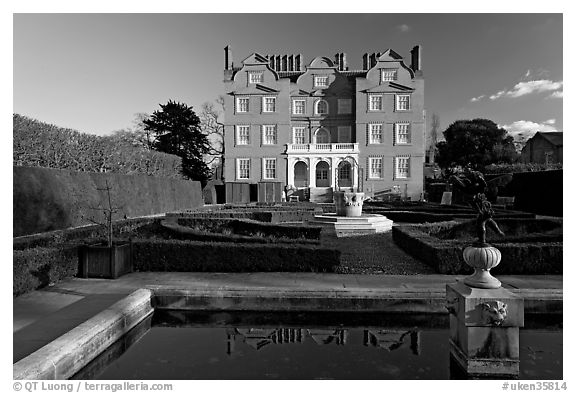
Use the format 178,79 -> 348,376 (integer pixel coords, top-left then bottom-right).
287,157 -> 295,187
308,159 -> 316,188
331,158 -> 338,190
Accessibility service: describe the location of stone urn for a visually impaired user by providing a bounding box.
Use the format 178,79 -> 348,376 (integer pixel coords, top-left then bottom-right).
462,244 -> 502,289
333,191 -> 365,217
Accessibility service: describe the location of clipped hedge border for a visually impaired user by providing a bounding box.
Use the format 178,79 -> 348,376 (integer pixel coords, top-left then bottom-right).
13,217 -> 162,250
392,221 -> 562,275
13,246 -> 79,297
132,239 -> 340,273
167,209 -> 316,224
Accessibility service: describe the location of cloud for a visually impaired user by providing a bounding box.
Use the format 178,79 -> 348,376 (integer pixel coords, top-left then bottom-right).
471,75 -> 563,102
547,91 -> 563,99
501,120 -> 561,152
397,24 -> 411,32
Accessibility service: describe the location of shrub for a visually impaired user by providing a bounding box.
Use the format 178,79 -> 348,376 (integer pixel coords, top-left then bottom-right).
13,246 -> 78,296
167,209 -> 317,224
132,239 -> 340,273
392,219 -> 562,274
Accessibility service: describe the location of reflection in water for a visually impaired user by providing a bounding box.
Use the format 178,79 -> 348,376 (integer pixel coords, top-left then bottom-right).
71,311 -> 562,380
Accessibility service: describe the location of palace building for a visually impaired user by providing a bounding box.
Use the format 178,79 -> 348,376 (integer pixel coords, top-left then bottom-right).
222,45 -> 425,202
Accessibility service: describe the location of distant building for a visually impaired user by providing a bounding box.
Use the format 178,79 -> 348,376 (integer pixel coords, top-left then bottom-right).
519,132 -> 563,165
222,45 -> 426,202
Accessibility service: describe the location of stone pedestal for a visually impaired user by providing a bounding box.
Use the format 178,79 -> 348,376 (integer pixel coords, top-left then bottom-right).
310,213 -> 393,237
446,281 -> 524,378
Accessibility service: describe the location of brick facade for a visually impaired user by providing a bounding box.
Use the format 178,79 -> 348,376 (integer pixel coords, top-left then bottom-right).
223,46 -> 425,201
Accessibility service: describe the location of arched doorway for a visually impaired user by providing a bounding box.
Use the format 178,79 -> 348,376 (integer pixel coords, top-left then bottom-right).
315,128 -> 330,144
294,161 -> 308,187
338,161 -> 352,188
315,161 -> 331,187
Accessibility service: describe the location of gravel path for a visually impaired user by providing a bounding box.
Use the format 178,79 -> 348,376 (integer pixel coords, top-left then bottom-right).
321,229 -> 436,275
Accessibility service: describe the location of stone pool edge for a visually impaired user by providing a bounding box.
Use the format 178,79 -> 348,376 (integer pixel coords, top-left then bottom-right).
13,288 -> 153,380
13,283 -> 562,380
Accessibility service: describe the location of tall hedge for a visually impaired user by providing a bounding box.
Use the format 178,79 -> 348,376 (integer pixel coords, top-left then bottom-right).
13,114 -> 183,178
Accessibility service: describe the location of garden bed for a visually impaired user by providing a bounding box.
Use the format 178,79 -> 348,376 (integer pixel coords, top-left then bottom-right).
392,218 -> 562,274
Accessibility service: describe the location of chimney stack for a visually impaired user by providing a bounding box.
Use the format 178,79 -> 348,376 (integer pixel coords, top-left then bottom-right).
341,53 -> 347,71
334,53 -> 340,70
288,55 -> 294,71
411,45 -> 422,72
295,54 -> 301,71
362,53 -> 368,70
281,55 -> 288,71
224,45 -> 233,70
369,53 -> 377,68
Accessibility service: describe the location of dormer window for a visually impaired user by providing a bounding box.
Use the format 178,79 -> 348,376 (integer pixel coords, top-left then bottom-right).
381,69 -> 398,82
314,76 -> 329,88
248,72 -> 263,84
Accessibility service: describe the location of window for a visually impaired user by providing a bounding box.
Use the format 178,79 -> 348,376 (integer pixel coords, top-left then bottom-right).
369,157 -> 383,178
263,158 -> 276,179
262,125 -> 277,145
395,123 -> 411,144
395,156 -> 410,179
369,95 -> 383,111
381,69 -> 398,82
314,76 -> 329,88
338,126 -> 351,143
369,124 -> 383,144
396,95 -> 411,111
248,72 -> 263,84
315,128 -> 330,144
293,127 -> 306,144
545,151 -> 554,165
237,158 -> 250,179
338,99 -> 352,114
315,100 -> 329,115
236,125 -> 250,145
293,100 -> 306,115
262,96 -> 276,113
237,97 -> 249,113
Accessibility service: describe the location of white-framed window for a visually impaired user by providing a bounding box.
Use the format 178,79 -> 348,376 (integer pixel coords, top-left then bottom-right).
292,99 -> 306,115
293,127 -> 306,144
236,125 -> 250,145
248,72 -> 263,84
338,126 -> 351,143
315,128 -> 330,143
395,123 -> 411,144
237,158 -> 251,179
338,98 -> 352,114
368,95 -> 383,111
395,156 -> 411,179
315,99 -> 329,115
396,94 -> 411,111
381,69 -> 398,82
369,124 -> 383,144
262,125 -> 277,145
236,97 -> 249,113
369,157 -> 383,179
263,158 -> 276,179
314,75 -> 329,88
262,96 -> 276,113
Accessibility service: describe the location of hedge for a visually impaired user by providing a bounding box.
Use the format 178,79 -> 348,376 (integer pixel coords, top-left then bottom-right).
392,220 -> 562,274
131,239 -> 340,273
152,218 -> 320,245
13,246 -> 79,297
14,217 -> 163,250
13,114 -> 184,178
167,209 -> 317,224
14,166 -> 202,236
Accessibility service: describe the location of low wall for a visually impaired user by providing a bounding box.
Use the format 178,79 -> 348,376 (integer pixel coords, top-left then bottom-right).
13,166 -> 203,236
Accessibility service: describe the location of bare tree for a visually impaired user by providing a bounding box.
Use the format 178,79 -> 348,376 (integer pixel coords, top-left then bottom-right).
199,96 -> 225,179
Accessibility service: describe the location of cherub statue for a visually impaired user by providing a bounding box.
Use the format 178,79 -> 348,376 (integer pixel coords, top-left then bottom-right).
449,165 -> 505,245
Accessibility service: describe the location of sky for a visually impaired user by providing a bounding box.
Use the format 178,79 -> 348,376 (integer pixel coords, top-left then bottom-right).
13,13 -> 563,143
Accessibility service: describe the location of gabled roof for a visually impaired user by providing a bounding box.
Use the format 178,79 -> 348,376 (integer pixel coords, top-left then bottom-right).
363,81 -> 414,93
232,84 -> 280,95
537,132 -> 563,146
290,88 -> 311,96
242,53 -> 269,65
378,49 -> 404,61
